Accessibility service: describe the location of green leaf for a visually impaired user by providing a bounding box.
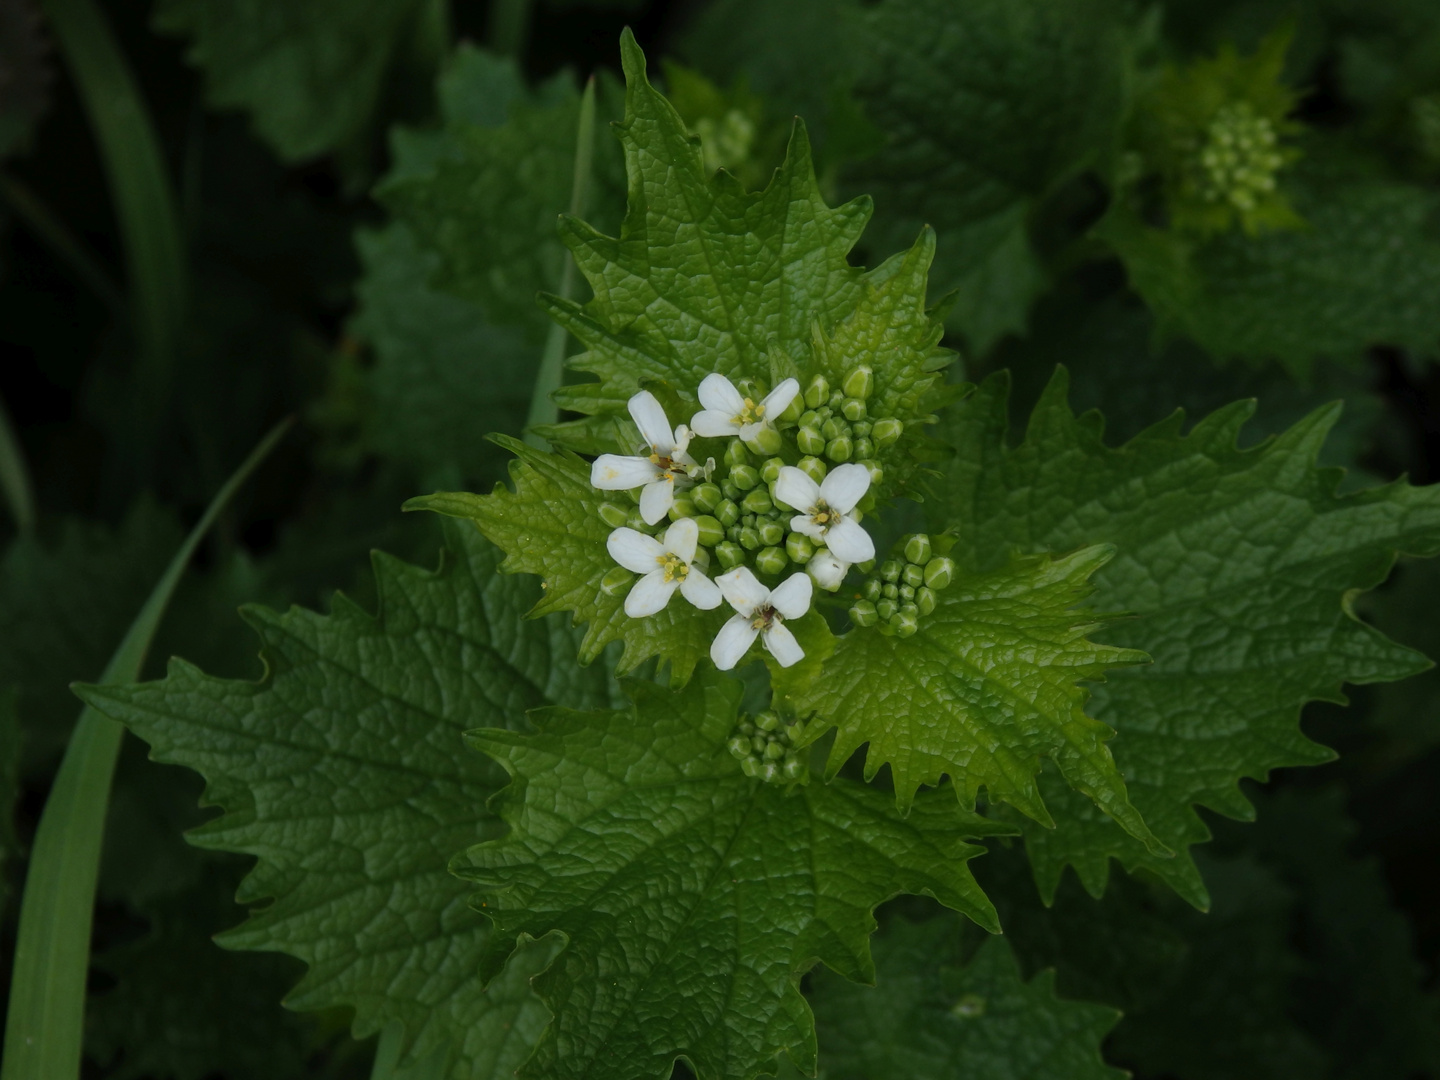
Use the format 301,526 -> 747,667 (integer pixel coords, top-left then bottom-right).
803,918 -> 1123,1080
0,690 -> 20,917
457,669 -> 1004,1080
154,0 -> 427,160
928,369 -> 1440,905
409,438 -> 725,686
794,548 -> 1158,851
848,0 -> 1128,352
79,522 -> 621,1079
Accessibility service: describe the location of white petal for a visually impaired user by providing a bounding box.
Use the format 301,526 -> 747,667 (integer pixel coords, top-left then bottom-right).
769,572 -> 813,620
716,566 -> 769,616
698,372 -> 747,415
807,550 -> 847,591
711,614 -> 759,670
774,466 -> 820,514
629,391 -> 675,454
762,622 -> 805,668
639,478 -> 674,525
819,463 -> 872,514
607,527 -> 665,573
790,516 -> 826,542
625,571 -> 679,617
591,454 -> 659,491
738,420 -> 764,442
673,425 -> 693,458
690,409 -> 740,437
680,569 -> 723,610
663,517 -> 699,562
824,514 -> 875,564
759,377 -> 800,418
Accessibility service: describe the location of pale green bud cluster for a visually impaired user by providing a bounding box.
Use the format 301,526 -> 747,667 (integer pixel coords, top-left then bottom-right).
726,709 -> 806,783
848,533 -> 956,636
1194,102 -> 1283,213
794,368 -> 893,482
694,108 -> 756,176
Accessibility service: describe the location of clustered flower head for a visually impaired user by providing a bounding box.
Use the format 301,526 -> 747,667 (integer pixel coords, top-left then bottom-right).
848,533 -> 957,638
1191,101 -> 1284,213
726,709 -> 807,784
590,367 -> 902,670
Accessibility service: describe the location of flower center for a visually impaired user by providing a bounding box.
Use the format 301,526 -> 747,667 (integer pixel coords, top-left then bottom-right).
812,501 -> 834,527
749,605 -> 777,631
735,397 -> 764,425
658,553 -> 689,582
648,452 -> 678,478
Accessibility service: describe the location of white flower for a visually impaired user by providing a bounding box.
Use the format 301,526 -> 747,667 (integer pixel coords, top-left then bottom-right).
773,463 -> 875,564
710,567 -> 813,670
806,549 -> 848,592
689,373 -> 800,451
607,518 -> 723,617
591,391 -> 698,525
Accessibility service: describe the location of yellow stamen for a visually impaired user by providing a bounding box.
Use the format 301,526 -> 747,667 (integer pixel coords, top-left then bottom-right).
658,553 -> 689,583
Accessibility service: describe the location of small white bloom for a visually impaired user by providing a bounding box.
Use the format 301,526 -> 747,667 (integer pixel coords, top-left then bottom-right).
711,567 -> 813,670
806,549 -> 848,592
590,391 -> 698,525
773,463 -> 875,564
689,374 -> 800,451
607,518 -> 722,617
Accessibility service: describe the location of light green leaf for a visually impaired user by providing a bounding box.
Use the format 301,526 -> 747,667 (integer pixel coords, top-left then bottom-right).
79,522 -> 621,1079
795,548 -> 1156,851
458,669 -> 1004,1080
928,369 -> 1440,904
803,919 -> 1124,1080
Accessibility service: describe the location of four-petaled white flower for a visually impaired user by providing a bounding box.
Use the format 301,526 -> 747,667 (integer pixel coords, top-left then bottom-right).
689,373 -> 800,451
607,518 -> 722,617
591,391 -> 699,525
711,567 -> 813,670
774,463 -> 875,565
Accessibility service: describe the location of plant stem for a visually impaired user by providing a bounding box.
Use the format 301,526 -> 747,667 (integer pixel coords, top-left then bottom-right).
0,170 -> 125,314
487,0 -> 532,59
0,395 -> 35,535
525,76 -> 597,448
0,419 -> 292,1080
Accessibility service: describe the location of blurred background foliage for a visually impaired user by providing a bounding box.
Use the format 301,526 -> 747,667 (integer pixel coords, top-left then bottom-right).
1,0 -> 1438,1076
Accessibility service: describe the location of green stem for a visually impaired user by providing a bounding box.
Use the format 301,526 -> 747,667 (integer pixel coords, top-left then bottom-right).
0,394 -> 35,536
525,76 -> 597,448
39,0 -> 187,445
0,419 -> 292,1080
0,170 -> 125,314
487,0 -> 532,59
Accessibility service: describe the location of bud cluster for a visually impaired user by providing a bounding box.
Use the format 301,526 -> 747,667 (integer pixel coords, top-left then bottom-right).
726,709 -> 806,783
847,533 -> 956,637
1192,101 -> 1283,214
793,367 -> 899,475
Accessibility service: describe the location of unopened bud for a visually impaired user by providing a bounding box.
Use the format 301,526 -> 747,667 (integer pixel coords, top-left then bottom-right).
880,559 -> 902,583
755,546 -> 788,575
862,577 -> 882,602
692,482 -> 722,512
876,597 -> 898,621
786,533 -> 816,563
763,739 -> 786,760
826,435 -> 853,462
904,534 -> 932,565
854,437 -> 875,460
841,397 -> 867,422
755,710 -> 781,731
695,515 -> 725,547
797,425 -> 826,455
715,499 -> 740,527
758,518 -> 785,547
901,563 -> 925,588
715,541 -> 746,568
724,440 -> 750,468
892,610 -> 919,637
916,586 -> 937,615
924,556 -> 955,590
744,423 -> 783,456
842,365 -> 874,400
739,526 -> 762,551
803,374 -> 830,409
782,756 -> 805,780
668,495 -> 697,521
601,566 -> 634,597
760,457 -> 784,484
599,503 -> 629,528
742,488 -> 773,515
871,417 -> 903,448
730,464 -> 760,490
727,736 -> 751,760
850,599 -> 879,627
741,755 -> 762,778
798,456 -> 828,484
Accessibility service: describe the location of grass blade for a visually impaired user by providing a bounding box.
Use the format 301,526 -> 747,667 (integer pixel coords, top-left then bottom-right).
0,395 -> 34,536
525,75 -> 597,448
0,419 -> 292,1080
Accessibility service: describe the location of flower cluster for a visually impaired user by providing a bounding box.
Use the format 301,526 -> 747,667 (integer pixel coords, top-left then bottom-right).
1190,101 -> 1284,214
590,370 -> 896,670
848,533 -> 956,637
726,709 -> 806,784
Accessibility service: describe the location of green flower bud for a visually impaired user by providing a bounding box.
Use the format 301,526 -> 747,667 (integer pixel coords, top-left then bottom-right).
826,435 -> 853,462
816,406 -> 833,421
739,720 -> 756,735
900,602 -> 918,618
727,736 -> 751,760
752,735 -> 769,753
692,482 -> 723,512
741,755 -> 762,778
721,480 -> 741,502
803,374 -> 830,409
852,420 -> 872,438
742,488 -> 773,515
716,541 -> 746,568
744,423 -> 783,456
799,409 -> 820,429
761,761 -> 781,783
904,534 -> 932,565
828,390 -> 844,409
739,525 -> 762,550
755,546 -> 788,575
857,558 -> 876,574
763,739 -> 787,761
601,566 -> 633,597
850,599 -> 879,627
741,513 -> 756,528
726,525 -> 742,543
871,417 -> 903,448
626,511 -> 649,531
724,439 -> 750,468
755,710 -> 781,731
862,460 -> 884,486
842,365 -> 874,399
882,582 -> 898,600
599,503 -> 630,528
821,417 -> 845,441
716,499 -> 740,527
880,559 -> 902,583
758,518 -> 785,547
797,425 -> 827,455
902,563 -> 925,588
854,437 -> 875,460
876,597 -> 898,621
784,721 -> 805,744
900,584 -> 915,601
782,756 -> 806,780
760,457 -> 785,484
668,495 -> 697,521
858,578 -> 879,603
924,556 -> 955,590
731,463 -> 760,490
786,533 -> 816,563
695,514 -> 725,547
798,456 -> 828,484
892,610 -> 919,637
916,586 -> 937,615
779,395 -> 804,425
841,397 -> 867,422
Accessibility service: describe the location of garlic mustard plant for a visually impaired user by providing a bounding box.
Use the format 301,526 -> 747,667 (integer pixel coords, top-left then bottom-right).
605,517 -> 722,617
711,566 -> 812,669
589,390 -> 707,524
